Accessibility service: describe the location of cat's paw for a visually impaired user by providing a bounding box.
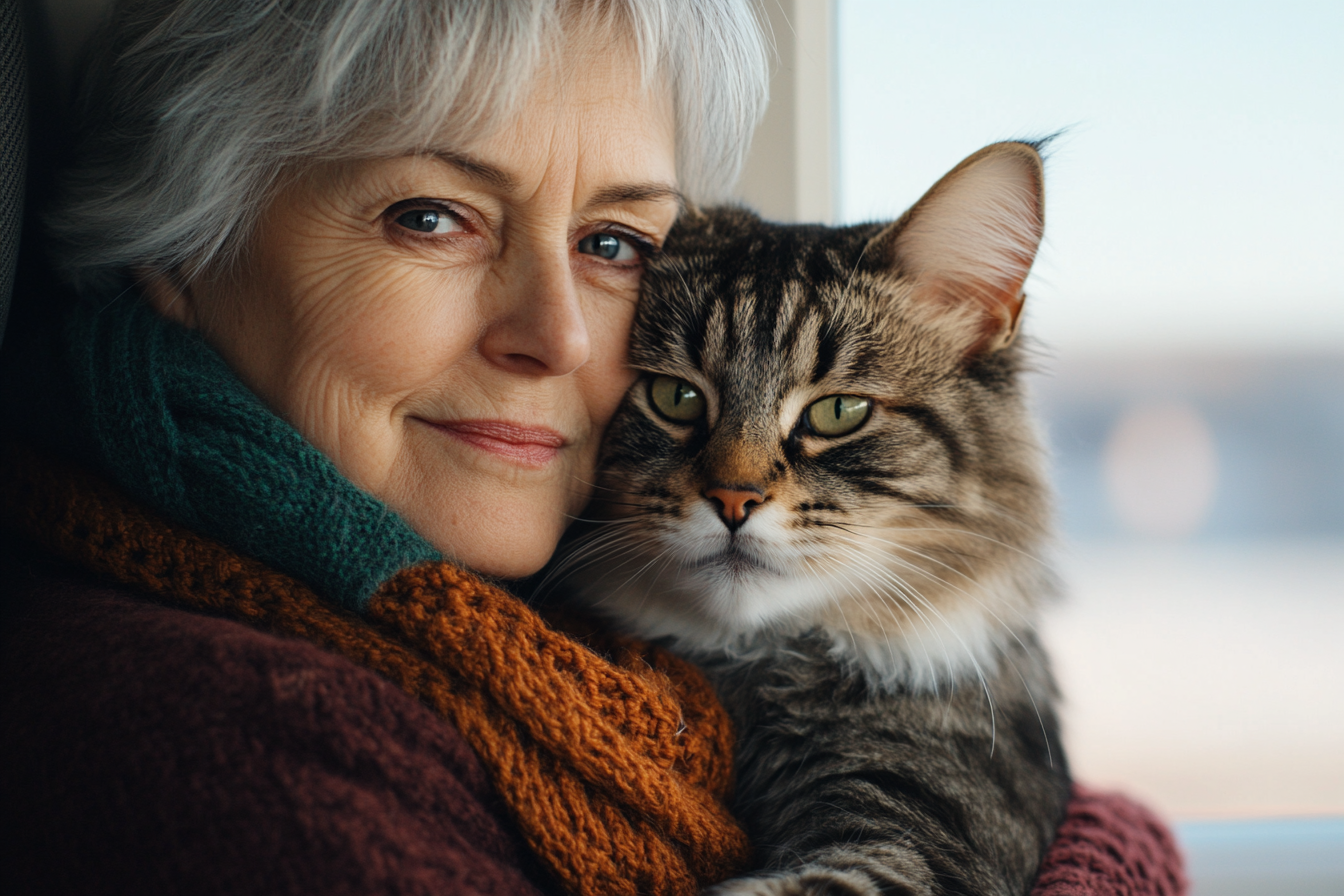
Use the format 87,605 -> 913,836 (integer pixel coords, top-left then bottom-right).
703,868 -> 920,896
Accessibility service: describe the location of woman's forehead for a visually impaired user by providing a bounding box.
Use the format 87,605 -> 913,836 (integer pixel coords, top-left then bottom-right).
422,46 -> 679,203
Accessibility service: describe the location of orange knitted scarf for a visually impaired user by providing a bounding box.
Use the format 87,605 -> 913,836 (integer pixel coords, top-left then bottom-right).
0,443 -> 750,896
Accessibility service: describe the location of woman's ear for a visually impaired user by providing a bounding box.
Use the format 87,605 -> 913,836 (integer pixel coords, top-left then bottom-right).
136,267 -> 200,328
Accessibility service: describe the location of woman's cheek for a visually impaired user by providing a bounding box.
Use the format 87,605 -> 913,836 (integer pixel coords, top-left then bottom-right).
579,286 -> 640,416
565,319 -> 637,517
298,263 -> 485,394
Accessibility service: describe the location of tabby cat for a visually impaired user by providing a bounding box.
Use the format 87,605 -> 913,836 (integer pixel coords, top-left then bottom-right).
560,142 -> 1071,895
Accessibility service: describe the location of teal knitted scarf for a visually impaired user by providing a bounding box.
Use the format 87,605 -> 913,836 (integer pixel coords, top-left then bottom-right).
66,288 -> 440,611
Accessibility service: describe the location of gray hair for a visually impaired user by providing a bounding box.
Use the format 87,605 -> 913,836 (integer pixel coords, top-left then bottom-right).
50,0 -> 770,290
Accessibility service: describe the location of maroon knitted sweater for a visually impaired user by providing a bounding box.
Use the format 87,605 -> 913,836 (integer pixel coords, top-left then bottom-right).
1,547 -> 1185,896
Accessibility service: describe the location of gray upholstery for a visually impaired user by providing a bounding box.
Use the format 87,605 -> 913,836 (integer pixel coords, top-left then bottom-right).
0,0 -> 25,348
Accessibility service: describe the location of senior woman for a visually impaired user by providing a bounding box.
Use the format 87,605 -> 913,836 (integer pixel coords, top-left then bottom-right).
0,1 -> 1186,895
2,1 -> 766,893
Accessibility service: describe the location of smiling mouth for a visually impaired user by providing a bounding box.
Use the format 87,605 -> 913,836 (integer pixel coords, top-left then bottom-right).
424,419 -> 566,467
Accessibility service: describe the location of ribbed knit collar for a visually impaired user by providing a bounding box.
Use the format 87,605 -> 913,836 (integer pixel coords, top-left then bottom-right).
66,287 -> 440,611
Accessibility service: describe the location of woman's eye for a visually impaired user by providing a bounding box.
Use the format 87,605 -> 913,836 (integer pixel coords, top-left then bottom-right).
577,232 -> 639,262
805,395 -> 871,437
393,208 -> 461,235
649,375 -> 706,423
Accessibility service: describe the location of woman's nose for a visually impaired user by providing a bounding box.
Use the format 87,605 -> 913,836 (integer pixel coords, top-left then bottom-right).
479,247 -> 591,378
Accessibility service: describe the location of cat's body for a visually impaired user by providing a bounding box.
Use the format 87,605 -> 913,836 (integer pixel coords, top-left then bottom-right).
561,143 -> 1071,895
706,631 -> 1063,896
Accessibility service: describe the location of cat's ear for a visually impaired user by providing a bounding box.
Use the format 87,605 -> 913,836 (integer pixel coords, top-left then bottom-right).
869,142 -> 1044,356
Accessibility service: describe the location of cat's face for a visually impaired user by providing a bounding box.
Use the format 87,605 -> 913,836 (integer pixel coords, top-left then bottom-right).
562,144 -> 1055,687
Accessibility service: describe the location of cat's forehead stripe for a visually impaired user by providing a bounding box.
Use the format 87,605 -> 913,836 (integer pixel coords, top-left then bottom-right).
810,314 -> 842,385
635,218 -> 954,410
770,281 -> 804,353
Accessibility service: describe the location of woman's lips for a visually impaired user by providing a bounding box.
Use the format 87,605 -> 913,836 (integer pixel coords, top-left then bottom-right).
425,419 -> 567,467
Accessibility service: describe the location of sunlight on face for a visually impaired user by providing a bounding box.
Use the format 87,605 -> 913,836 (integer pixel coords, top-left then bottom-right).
146,37 -> 680,577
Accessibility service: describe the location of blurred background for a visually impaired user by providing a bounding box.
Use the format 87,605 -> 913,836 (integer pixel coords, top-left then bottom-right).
739,1 -> 1344,893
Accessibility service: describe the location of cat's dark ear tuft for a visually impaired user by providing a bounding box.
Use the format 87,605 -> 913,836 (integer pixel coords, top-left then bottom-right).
869,142 -> 1045,357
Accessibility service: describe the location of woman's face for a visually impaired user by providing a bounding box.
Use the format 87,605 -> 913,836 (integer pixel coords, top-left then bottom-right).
146,43 -> 680,578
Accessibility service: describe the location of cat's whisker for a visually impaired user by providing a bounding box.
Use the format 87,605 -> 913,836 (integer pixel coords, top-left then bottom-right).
811,519 -> 1000,570
646,546 -> 690,609
825,530 -> 987,604
533,529 -> 656,600
561,513 -> 647,526
997,640 -> 1059,771
967,496 -> 1043,531
552,520 -> 643,559
874,493 -> 1042,532
811,555 -> 895,659
859,531 -> 1049,648
838,548 -> 972,653
565,473 -> 636,497
829,544 -> 959,696
801,557 -> 899,672
550,524 -> 662,575
827,550 -> 946,696
589,545 -> 681,614
825,530 -> 1042,639
831,543 -> 1000,749
828,559 -> 960,717
551,541 -> 646,585
574,499 -> 666,517
820,545 -> 937,666
837,227 -> 876,308
841,521 -> 1056,571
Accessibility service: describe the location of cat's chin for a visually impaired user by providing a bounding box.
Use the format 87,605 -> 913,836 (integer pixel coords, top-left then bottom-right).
688,546 -> 785,580
571,560 -> 1041,693
570,558 -> 822,643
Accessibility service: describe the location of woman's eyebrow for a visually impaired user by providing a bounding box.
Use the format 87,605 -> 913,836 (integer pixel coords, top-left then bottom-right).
587,183 -> 686,210
424,153 -> 682,212
428,150 -> 518,193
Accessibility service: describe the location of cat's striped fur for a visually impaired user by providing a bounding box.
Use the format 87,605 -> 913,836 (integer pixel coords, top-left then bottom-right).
563,143 -> 1070,895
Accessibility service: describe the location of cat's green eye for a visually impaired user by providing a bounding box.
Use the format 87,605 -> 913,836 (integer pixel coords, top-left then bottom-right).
805,395 -> 872,437
649,375 -> 706,423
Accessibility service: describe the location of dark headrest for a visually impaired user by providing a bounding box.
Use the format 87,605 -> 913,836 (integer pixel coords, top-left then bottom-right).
0,0 -> 27,349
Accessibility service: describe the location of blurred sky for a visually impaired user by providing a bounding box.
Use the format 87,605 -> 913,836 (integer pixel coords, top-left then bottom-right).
836,0 -> 1344,352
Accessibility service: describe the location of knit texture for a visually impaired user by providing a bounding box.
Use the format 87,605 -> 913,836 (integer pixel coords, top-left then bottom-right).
1,573 -> 554,896
66,290 -> 440,610
1,442 -> 750,896
1030,785 -> 1187,896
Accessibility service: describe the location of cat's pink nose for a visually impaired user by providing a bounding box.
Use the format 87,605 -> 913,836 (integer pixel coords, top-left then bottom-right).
704,486 -> 765,530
